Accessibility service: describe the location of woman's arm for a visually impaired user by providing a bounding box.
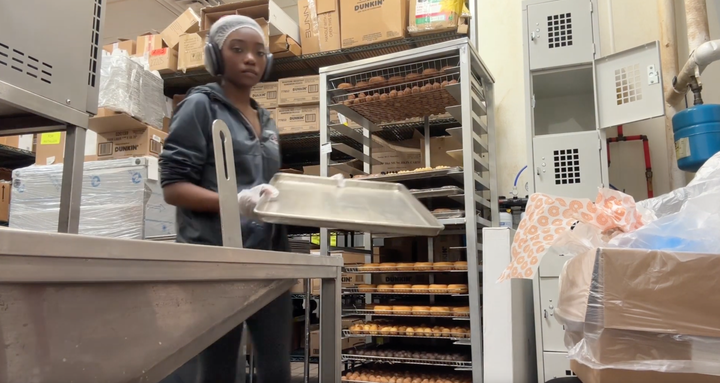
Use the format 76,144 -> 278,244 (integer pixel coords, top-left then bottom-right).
163,182 -> 220,213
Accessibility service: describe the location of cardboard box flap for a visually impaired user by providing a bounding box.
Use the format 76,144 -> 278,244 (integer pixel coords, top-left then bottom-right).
89,114 -> 149,134
316,0 -> 337,14
203,0 -> 299,42
589,248 -> 720,338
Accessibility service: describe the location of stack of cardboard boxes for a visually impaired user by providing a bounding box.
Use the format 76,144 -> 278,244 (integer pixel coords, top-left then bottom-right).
275,75 -> 321,135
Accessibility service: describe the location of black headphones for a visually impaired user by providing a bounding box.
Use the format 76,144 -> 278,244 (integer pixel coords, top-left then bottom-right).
204,40 -> 274,81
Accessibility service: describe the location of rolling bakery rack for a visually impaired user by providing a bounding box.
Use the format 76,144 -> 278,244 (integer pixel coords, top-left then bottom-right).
318,38 -> 498,382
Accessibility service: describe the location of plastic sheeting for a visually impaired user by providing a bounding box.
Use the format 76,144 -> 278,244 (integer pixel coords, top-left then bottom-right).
98,51 -> 165,130
9,158 -> 175,239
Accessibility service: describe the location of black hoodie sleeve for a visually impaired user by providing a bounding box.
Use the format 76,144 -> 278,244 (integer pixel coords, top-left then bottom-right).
159,94 -> 213,187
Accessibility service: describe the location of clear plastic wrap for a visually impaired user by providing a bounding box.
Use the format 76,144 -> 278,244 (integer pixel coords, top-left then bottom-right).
556,248 -> 720,378
98,50 -> 165,129
9,158 -> 175,239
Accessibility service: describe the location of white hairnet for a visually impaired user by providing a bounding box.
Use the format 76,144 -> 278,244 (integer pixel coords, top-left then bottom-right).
209,15 -> 267,49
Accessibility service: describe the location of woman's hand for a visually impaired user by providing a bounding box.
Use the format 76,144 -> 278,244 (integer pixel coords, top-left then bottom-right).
238,184 -> 279,218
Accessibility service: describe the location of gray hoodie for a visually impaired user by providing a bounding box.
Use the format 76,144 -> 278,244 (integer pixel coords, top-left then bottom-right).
159,83 -> 289,251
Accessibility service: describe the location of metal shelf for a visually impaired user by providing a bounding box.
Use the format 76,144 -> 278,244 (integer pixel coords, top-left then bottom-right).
342,267 -> 467,273
342,329 -> 468,341
0,144 -> 35,170
342,309 -> 468,319
341,354 -> 472,369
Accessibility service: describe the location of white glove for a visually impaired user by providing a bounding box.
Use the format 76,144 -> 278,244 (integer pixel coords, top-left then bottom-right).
331,173 -> 346,188
238,184 -> 279,218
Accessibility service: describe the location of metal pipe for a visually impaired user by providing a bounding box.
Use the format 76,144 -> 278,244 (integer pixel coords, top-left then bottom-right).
658,0 -> 687,190
666,0 -> 711,107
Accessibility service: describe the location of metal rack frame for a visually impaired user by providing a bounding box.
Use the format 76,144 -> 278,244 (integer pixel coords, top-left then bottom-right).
318,38 -> 498,382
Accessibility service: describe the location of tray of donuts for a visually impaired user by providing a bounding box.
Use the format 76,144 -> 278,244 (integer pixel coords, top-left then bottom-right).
356,304 -> 469,317
345,321 -> 470,339
343,346 -> 471,365
331,71 -> 461,124
345,261 -> 468,273
351,284 -> 469,294
342,365 -> 471,383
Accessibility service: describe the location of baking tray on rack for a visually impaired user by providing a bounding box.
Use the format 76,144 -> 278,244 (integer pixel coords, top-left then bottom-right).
255,174 -> 444,236
360,166 -> 463,183
410,185 -> 463,199
341,354 -> 472,369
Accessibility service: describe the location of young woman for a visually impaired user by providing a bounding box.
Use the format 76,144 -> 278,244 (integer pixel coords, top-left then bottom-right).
159,15 -> 290,383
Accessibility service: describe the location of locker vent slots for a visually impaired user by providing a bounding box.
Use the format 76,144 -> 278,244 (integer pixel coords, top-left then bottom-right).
554,148 -> 580,185
547,13 -> 572,49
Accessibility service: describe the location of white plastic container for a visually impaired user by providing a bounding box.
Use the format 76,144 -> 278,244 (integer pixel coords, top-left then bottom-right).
500,210 -> 513,228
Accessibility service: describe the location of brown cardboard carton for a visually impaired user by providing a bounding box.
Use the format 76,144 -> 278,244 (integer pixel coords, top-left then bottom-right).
371,140 -> 423,173
571,360 -> 720,383
136,34 -> 164,57
298,0 -> 341,55
340,0 -> 408,48
96,127 -> 167,160
149,48 -> 178,74
0,181 -> 10,222
268,34 -> 302,58
251,82 -> 279,109
34,132 -> 98,165
278,75 -> 320,106
0,169 -> 11,181
90,112 -> 153,134
103,39 -> 137,55
178,31 -> 208,72
161,8 -> 201,49
276,106 -> 320,135
408,0 -> 463,35
420,136 -> 463,168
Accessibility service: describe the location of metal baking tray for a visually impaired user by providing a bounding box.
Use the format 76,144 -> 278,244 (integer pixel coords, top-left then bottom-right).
410,185 -> 463,199
255,174 -> 445,236
362,167 -> 463,183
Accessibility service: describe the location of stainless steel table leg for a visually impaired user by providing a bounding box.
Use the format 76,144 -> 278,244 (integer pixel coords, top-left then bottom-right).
319,269 -> 341,383
304,279 -> 311,383
58,124 -> 86,234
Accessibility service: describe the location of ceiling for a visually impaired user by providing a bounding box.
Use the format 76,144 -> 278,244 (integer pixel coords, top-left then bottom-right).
103,0 -> 300,45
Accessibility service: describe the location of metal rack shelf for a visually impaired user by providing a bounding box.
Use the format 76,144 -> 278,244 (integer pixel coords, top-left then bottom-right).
341,354 -> 472,369
320,39 -> 497,382
342,330 -> 468,341
0,144 -> 35,170
342,309 -> 467,319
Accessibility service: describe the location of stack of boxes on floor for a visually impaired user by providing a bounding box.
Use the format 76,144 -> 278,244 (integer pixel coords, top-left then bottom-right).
0,136 -> 32,224
8,40 -> 175,239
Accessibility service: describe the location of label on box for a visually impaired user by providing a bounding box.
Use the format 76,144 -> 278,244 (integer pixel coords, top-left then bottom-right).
150,48 -> 168,56
40,133 -> 61,145
415,0 -> 455,23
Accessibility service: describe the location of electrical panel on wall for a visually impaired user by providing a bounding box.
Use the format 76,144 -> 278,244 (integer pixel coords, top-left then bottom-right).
533,131 -> 604,199
526,0 -> 595,71
595,42 -> 666,128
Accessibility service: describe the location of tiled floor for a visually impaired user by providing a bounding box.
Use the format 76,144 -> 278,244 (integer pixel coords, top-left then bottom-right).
290,362 -> 318,383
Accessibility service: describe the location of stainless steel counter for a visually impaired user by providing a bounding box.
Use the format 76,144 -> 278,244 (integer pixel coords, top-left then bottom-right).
0,228 -> 343,383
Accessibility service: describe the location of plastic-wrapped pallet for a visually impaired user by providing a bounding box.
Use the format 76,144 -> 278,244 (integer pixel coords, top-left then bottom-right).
9,158 -> 175,239
98,51 -> 165,129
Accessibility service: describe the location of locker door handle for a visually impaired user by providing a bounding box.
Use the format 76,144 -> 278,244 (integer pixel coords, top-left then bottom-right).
536,167 -> 541,176
531,32 -> 539,41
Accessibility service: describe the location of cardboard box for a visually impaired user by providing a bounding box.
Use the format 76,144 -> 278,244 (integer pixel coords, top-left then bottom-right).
0,168 -> 11,181
310,329 -> 365,357
149,48 -> 178,74
278,75 -> 320,106
371,140 -> 423,173
136,34 -> 164,57
340,0 -> 408,48
178,31 -> 208,72
90,110 -> 154,133
201,1 -> 300,44
571,360 -> 720,383
161,8 -> 200,49
34,132 -> 98,165
268,34 -> 302,58
420,136 -> 463,168
0,181 -> 10,222
298,0 -> 341,55
276,105 -> 320,135
408,0 -> 463,35
0,135 -> 33,151
96,126 -> 167,160
557,248 -> 720,382
251,82 -> 279,109
103,39 -> 137,55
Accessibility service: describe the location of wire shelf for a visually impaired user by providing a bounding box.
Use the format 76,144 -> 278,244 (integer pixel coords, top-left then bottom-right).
0,145 -> 35,170
342,267 -> 467,273
342,287 -> 468,295
342,309 -> 467,318
341,354 -> 472,369
342,329 -> 467,340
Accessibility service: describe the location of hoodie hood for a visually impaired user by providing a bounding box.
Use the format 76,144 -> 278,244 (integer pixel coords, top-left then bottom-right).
185,83 -> 271,123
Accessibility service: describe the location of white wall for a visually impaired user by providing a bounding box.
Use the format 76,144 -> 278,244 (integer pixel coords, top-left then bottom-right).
477,0 -> 720,201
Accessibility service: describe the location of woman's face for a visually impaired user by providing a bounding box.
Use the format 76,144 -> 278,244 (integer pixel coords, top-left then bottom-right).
221,28 -> 267,88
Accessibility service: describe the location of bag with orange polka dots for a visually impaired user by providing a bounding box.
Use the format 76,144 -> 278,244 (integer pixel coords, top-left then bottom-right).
498,188 -> 645,282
